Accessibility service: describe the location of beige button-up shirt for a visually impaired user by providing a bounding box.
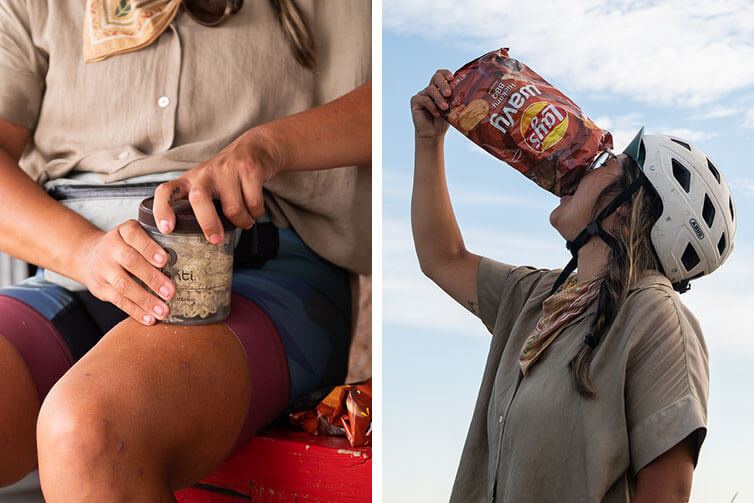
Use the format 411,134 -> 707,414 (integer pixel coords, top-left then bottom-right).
450,258 -> 708,502
0,0 -> 371,274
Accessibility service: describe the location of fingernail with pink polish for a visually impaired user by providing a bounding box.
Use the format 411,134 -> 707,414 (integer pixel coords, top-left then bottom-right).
143,315 -> 154,325
159,220 -> 170,233
210,234 -> 222,244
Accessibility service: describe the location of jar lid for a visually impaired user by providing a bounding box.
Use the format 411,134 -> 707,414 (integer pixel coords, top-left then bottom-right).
138,197 -> 234,235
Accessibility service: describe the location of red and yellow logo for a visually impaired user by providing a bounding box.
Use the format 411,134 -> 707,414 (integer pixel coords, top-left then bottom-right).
520,102 -> 569,153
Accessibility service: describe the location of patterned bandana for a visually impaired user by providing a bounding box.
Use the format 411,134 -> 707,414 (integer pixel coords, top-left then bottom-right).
519,275 -> 603,375
84,0 -> 182,63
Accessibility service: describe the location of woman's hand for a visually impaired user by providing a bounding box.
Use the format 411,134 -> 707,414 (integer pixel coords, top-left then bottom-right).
152,129 -> 281,243
76,222 -> 174,326
410,70 -> 454,139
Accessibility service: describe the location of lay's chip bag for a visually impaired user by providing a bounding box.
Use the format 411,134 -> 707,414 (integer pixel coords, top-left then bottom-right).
445,48 -> 613,196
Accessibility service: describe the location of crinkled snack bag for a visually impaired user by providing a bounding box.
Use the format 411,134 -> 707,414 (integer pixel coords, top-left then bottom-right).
289,379 -> 372,447
445,48 -> 613,196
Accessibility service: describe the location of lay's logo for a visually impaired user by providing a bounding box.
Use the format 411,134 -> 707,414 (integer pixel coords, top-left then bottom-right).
520,102 -> 569,153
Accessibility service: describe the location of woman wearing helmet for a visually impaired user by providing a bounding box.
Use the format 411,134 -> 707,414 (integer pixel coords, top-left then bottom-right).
410,70 -> 736,502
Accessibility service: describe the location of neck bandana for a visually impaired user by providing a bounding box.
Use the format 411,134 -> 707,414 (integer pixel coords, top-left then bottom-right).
519,275 -> 603,375
84,0 -> 182,63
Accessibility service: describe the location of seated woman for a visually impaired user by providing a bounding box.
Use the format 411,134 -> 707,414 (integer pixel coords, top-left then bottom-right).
0,1 -> 371,501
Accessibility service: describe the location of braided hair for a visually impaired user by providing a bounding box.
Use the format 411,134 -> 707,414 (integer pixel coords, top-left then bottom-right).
570,156 -> 663,397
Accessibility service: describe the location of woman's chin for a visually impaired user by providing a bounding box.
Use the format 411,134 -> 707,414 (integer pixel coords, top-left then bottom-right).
549,208 -> 572,241
549,205 -> 563,231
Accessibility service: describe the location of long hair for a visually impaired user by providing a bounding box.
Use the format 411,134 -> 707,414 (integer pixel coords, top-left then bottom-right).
268,0 -> 316,70
570,157 -> 664,397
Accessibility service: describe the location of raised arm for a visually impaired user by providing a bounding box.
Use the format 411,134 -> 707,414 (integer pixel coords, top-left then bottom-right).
0,117 -> 175,326
410,70 -> 482,315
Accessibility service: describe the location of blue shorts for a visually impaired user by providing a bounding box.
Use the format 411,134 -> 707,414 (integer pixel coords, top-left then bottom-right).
0,226 -> 351,447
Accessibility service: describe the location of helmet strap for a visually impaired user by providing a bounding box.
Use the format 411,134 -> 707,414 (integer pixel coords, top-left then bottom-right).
549,174 -> 647,296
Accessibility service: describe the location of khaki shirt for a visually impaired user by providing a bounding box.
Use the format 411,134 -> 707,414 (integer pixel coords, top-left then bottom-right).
0,0 -> 371,274
450,258 -> 709,502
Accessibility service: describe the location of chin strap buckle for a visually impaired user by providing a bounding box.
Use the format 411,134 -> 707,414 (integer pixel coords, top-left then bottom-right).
566,221 -> 603,256
586,222 -> 600,236
672,279 -> 691,294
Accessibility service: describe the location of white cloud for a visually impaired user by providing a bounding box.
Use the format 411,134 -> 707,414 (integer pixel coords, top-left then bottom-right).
745,107 -> 754,129
384,207 -> 754,355
681,247 -> 754,356
581,114 -> 716,150
659,128 -> 719,143
464,140 -> 491,157
384,0 -> 754,108
382,216 -> 565,337
383,164 -> 555,210
734,178 -> 754,197
700,107 -> 739,120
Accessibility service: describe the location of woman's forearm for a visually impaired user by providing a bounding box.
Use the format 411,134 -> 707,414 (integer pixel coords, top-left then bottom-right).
244,81 -> 371,173
411,136 -> 469,276
0,148 -> 101,283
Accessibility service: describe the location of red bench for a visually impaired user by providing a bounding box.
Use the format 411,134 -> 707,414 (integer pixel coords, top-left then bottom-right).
175,426 -> 372,502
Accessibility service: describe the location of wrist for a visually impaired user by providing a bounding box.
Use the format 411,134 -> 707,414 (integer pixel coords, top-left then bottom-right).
66,226 -> 104,285
238,126 -> 286,178
415,133 -> 446,145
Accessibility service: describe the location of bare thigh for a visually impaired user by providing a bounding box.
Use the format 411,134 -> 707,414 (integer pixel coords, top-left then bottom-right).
37,318 -> 251,498
0,334 -> 40,486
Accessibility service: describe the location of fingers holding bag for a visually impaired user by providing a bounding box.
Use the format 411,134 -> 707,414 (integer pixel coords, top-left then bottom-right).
411,70 -> 454,139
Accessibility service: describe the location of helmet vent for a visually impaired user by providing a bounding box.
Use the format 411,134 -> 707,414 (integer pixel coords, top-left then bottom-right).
718,233 -> 727,255
671,138 -> 692,151
671,159 -> 691,193
702,194 -> 715,228
707,159 -> 721,183
681,243 -> 700,271
730,197 -> 735,221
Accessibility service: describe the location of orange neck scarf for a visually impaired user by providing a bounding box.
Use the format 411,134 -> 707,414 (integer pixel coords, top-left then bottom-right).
84,0 -> 182,63
519,275 -> 602,375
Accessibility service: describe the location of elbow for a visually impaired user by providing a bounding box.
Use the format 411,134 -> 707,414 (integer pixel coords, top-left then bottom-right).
415,252 -> 437,280
415,247 -> 468,282
417,258 -> 438,281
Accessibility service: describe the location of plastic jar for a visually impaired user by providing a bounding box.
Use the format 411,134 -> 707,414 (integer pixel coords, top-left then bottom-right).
138,197 -> 234,325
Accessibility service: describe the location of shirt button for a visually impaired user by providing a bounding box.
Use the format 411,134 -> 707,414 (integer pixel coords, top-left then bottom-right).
157,96 -> 170,108
498,415 -> 503,424
117,151 -> 130,160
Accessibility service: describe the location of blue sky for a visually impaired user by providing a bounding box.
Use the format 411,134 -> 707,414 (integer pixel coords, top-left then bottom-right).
382,1 -> 754,501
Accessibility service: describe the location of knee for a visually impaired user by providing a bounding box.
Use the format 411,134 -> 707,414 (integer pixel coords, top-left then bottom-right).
36,384 -> 115,482
0,334 -> 40,487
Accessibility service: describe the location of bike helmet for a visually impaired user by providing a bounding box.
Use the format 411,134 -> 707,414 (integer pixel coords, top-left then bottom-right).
550,127 -> 736,296
623,128 -> 736,291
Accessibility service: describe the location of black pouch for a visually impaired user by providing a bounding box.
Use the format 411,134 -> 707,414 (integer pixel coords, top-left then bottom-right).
234,222 -> 279,269
47,180 -> 279,282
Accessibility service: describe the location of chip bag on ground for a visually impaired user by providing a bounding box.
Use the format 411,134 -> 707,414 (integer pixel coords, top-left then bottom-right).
444,48 -> 613,196
290,379 -> 372,447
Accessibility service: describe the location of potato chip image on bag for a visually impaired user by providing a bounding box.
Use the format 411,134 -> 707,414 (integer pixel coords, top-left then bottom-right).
444,48 -> 613,196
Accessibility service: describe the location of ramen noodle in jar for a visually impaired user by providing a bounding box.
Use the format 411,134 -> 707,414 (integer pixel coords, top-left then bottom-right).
138,197 -> 234,325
